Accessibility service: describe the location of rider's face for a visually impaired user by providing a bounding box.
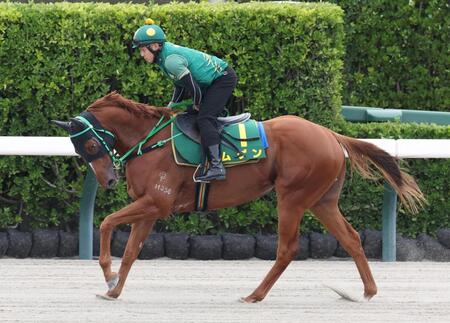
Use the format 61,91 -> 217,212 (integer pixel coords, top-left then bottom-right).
140,46 -> 154,63
140,44 -> 160,63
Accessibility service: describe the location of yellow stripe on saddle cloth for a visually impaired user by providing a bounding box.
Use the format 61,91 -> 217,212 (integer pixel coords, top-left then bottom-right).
171,119 -> 267,167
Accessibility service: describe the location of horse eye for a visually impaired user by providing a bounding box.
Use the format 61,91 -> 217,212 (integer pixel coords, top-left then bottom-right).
85,140 -> 100,154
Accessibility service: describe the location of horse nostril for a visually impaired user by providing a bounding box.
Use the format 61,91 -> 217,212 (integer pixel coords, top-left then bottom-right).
107,178 -> 117,189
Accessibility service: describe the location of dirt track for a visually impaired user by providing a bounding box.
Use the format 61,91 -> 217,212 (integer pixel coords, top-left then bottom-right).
0,258 -> 449,323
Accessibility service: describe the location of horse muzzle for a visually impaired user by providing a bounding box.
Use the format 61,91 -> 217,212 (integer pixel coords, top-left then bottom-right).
106,177 -> 118,189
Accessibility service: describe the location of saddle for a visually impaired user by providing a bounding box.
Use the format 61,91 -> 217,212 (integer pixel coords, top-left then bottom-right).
172,112 -> 268,167
175,112 -> 252,144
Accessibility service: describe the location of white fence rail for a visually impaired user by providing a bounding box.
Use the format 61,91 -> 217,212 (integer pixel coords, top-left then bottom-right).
0,137 -> 76,156
1,137 -> 450,158
360,139 -> 450,158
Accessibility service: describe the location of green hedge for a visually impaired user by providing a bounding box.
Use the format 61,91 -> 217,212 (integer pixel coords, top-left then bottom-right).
9,0 -> 449,111
257,0 -> 449,111
335,0 -> 449,111
0,3 -> 344,228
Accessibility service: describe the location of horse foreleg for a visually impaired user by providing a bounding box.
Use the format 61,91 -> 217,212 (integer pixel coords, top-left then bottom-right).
242,200 -> 304,303
98,199 -> 155,291
105,218 -> 155,299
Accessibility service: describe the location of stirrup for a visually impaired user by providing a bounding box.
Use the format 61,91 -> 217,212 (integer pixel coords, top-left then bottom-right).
193,164 -> 210,183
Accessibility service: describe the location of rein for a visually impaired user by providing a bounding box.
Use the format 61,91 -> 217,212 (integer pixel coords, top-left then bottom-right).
70,113 -> 181,168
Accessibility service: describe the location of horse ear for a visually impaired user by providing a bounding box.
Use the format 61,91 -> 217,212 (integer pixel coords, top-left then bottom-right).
51,120 -> 71,132
69,118 -> 86,130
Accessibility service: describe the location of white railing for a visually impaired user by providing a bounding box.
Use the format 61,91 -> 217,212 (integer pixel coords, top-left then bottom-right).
1,137 -> 449,261
0,137 -> 75,156
1,137 -> 449,158
360,139 -> 450,158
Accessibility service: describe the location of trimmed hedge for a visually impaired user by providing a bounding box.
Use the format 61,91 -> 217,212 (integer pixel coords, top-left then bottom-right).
0,3 -> 344,228
0,2 -> 344,125
335,0 -> 449,110
258,0 -> 450,111
9,0 -> 449,111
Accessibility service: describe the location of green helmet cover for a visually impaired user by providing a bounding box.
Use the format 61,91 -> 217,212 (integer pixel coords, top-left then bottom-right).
133,24 -> 166,48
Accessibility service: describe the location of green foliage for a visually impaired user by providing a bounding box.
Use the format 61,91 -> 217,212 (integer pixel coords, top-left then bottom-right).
0,2 -> 343,229
161,212 -> 215,235
158,194 -> 279,235
216,196 -> 278,234
338,0 -> 449,111
256,0 -> 449,111
334,118 -> 450,139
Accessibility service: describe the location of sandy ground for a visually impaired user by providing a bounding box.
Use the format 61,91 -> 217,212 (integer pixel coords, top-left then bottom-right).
0,258 -> 449,323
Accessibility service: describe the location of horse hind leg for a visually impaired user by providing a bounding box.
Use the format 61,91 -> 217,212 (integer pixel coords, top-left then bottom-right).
242,196 -> 305,303
312,205 -> 377,301
310,171 -> 377,301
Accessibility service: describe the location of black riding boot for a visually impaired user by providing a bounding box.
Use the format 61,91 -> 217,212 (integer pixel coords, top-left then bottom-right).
195,144 -> 226,182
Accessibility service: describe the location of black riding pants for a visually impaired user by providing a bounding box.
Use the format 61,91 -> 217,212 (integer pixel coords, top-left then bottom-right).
197,66 -> 237,148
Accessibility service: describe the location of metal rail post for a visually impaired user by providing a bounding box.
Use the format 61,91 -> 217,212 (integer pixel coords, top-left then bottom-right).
78,168 -> 98,259
382,182 -> 397,261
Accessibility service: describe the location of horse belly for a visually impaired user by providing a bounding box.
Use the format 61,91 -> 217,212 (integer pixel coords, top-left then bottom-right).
206,159 -> 275,210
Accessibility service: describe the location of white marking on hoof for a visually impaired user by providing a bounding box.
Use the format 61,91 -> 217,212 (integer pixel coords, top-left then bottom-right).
239,296 -> 260,303
96,294 -> 117,301
106,274 -> 119,291
324,284 -> 363,303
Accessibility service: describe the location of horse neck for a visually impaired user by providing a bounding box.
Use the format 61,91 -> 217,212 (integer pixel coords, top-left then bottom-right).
92,107 -> 169,156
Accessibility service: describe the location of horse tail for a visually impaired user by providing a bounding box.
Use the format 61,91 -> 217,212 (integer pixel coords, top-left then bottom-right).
331,132 -> 426,214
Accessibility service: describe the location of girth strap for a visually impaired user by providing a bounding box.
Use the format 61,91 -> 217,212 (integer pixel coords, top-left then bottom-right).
195,181 -> 210,211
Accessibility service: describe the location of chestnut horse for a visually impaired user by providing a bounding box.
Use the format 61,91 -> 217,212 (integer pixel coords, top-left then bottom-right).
54,92 -> 424,302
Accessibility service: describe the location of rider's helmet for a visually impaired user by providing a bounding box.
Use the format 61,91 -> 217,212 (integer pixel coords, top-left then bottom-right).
132,18 -> 166,48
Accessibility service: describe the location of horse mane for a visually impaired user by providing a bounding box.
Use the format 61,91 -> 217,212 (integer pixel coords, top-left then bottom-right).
87,91 -> 173,119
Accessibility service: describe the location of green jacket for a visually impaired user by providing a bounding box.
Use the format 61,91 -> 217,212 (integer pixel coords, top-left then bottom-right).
155,42 -> 228,87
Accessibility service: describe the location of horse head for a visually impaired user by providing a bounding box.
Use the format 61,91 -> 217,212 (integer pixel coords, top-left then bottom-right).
52,113 -> 118,189
52,92 -> 175,190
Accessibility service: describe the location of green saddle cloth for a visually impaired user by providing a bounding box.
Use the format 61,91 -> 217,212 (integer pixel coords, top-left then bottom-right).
172,119 -> 267,166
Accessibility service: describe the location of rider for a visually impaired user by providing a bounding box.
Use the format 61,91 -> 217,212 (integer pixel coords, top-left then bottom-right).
132,19 -> 237,182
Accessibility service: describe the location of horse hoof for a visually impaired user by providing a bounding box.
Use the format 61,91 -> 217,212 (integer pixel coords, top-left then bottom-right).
106,273 -> 119,291
96,293 -> 118,301
239,296 -> 260,303
364,294 -> 375,302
